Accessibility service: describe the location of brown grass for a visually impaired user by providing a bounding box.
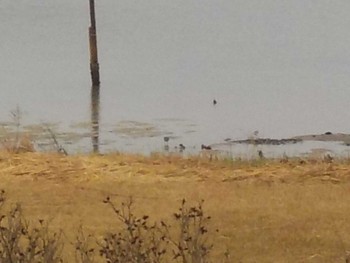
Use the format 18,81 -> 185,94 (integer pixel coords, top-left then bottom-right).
1,152 -> 350,262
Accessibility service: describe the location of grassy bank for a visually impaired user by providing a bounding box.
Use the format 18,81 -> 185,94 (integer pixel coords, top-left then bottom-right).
1,152 -> 350,262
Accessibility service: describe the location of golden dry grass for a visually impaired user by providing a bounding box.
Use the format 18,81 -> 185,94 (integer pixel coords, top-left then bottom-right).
1,152 -> 350,262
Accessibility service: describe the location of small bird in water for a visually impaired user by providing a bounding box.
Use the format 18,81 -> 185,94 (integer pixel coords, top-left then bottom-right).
164,144 -> 169,152
213,99 -> 217,105
201,144 -> 212,150
163,137 -> 170,152
324,154 -> 333,163
179,144 -> 186,152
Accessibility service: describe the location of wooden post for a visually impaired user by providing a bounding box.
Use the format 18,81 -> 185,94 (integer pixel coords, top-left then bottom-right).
89,0 -> 100,86
91,86 -> 100,153
89,0 -> 100,153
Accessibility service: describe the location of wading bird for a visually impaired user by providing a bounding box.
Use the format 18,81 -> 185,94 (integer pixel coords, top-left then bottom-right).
201,144 -> 212,150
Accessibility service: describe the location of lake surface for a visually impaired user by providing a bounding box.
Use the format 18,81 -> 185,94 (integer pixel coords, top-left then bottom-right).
2,0 -> 350,156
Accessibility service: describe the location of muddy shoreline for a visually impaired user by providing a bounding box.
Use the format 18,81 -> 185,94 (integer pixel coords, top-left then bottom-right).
223,132 -> 350,146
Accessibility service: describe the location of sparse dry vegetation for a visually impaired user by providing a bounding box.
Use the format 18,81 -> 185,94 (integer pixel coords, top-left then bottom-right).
0,189 -> 221,263
1,152 -> 350,262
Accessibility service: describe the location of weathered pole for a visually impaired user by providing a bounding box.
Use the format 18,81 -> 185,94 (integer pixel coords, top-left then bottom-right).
89,0 -> 100,153
91,86 -> 100,153
89,0 -> 100,86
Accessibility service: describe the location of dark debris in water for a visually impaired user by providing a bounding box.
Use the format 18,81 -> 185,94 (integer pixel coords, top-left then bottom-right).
293,133 -> 350,142
230,138 -> 302,145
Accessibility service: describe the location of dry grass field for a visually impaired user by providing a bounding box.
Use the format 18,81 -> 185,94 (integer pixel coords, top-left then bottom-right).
1,152 -> 350,262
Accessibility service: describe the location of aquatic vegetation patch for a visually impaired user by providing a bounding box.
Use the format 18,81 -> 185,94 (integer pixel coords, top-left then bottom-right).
114,120 -> 167,138
70,121 -> 91,130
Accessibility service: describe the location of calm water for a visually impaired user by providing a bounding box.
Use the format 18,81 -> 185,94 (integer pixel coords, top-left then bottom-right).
2,0 -> 350,156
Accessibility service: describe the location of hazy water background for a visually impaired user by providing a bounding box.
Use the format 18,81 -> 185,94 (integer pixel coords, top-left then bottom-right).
2,0 -> 350,155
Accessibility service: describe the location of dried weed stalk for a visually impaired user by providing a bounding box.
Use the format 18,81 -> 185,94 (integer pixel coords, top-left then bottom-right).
74,226 -> 96,263
1,107 -> 35,153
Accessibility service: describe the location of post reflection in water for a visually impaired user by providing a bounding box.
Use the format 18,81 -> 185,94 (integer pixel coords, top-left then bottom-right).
91,85 -> 100,153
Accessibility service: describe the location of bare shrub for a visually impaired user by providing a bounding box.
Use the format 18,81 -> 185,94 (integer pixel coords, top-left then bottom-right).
99,197 -> 168,263
98,197 -> 220,263
0,190 -> 227,262
163,199 -> 214,263
0,190 -> 63,262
